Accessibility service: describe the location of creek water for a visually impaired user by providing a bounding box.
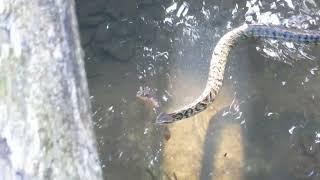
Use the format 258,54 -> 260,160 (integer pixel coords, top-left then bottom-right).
77,0 -> 320,179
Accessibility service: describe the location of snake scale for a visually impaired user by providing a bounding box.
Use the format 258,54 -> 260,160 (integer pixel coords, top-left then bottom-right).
137,24 -> 320,124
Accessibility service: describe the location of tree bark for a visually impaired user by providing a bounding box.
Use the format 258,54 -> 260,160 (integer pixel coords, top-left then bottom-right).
0,0 -> 102,179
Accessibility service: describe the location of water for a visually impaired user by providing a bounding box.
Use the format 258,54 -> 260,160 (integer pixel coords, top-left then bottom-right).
76,0 -> 320,179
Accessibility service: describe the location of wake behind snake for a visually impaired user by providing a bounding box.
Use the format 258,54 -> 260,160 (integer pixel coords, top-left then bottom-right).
137,24 -> 320,124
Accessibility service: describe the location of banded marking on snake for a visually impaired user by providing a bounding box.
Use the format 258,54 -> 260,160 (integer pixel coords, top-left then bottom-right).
137,24 -> 320,124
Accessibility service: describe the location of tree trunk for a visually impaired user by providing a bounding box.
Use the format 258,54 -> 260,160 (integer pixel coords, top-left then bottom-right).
0,0 -> 102,179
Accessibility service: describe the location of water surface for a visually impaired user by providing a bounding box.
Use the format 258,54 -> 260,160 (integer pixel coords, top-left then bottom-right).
77,0 -> 320,179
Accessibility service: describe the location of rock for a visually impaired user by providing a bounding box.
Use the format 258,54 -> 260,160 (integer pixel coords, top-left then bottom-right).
0,0 -> 102,179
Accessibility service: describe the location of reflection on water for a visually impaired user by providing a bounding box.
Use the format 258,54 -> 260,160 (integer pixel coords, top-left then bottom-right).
76,0 -> 320,179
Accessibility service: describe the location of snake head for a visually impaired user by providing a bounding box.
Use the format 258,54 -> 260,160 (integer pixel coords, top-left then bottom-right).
156,113 -> 174,124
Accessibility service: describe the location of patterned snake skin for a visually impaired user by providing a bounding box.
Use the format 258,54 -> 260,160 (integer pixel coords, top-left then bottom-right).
137,24 -> 320,124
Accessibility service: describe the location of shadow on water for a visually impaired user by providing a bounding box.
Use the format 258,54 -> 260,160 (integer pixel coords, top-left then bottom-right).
200,100 -> 320,180
75,0 -> 320,179
199,108 -> 245,180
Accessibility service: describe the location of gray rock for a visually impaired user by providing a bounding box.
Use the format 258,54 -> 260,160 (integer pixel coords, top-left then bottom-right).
0,0 -> 102,179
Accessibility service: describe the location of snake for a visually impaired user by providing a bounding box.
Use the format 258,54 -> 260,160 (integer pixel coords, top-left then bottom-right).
137,24 -> 320,124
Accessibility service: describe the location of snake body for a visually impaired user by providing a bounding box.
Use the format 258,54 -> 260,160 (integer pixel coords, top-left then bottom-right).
138,24 -> 320,124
